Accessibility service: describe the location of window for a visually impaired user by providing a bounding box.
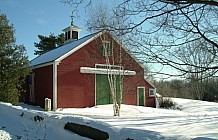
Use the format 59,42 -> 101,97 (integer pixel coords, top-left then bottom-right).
99,41 -> 113,56
65,32 -> 67,41
67,31 -> 70,40
149,88 -> 156,97
72,31 -> 78,40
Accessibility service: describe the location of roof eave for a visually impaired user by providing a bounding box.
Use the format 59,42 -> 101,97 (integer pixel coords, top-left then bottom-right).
55,31 -> 103,62
31,62 -> 54,69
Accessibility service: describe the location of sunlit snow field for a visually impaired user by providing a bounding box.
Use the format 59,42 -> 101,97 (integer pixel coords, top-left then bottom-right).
1,98 -> 218,139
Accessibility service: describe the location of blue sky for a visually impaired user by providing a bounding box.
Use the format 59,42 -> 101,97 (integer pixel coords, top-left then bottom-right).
0,0 -> 91,60
0,0 -> 178,78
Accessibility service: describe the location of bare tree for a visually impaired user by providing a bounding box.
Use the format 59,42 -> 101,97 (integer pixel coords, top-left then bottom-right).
80,2 -> 150,116
177,40 -> 214,99
117,0 -> 218,79
85,2 -> 133,116
99,33 -> 123,116
62,0 -> 218,80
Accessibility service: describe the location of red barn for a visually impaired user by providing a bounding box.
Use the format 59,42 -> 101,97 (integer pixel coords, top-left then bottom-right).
24,25 -> 156,110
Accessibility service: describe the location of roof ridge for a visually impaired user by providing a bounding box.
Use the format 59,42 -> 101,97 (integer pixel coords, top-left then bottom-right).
30,31 -> 101,67
31,31 -> 100,63
50,31 -> 100,51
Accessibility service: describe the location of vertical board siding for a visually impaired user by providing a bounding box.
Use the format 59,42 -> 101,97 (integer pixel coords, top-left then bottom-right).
26,65 -> 53,108
27,32 -> 155,109
96,74 -> 123,105
56,32 -> 155,108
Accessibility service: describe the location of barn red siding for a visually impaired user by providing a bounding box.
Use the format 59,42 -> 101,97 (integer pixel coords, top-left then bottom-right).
24,31 -> 155,109
35,65 -> 53,108
28,65 -> 53,108
56,32 -> 155,108
57,44 -> 96,108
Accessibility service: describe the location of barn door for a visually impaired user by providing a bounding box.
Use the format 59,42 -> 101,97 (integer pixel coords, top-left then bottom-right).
96,74 -> 110,105
96,74 -> 123,105
138,87 -> 145,106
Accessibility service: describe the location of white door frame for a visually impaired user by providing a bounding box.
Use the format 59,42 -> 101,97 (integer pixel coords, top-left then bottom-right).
137,87 -> 145,106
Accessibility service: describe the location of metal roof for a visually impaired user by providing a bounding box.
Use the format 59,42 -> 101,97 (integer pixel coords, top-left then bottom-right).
30,32 -> 99,67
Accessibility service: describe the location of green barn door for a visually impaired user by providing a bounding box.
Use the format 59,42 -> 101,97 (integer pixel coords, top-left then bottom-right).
96,74 -> 123,105
96,74 -> 110,105
109,76 -> 123,104
138,87 -> 145,106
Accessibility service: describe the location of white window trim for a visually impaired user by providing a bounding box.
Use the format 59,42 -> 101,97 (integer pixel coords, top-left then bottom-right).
149,88 -> 156,97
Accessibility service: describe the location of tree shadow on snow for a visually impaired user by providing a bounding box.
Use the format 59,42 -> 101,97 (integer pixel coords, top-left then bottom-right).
193,137 -> 217,140
119,128 -> 189,140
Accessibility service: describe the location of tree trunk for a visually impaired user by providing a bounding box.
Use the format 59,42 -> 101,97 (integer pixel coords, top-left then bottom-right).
113,102 -> 120,116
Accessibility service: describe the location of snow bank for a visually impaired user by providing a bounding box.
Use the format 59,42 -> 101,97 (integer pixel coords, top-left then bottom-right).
0,102 -> 118,140
1,99 -> 218,139
57,101 -> 218,139
0,130 -> 11,140
173,98 -> 218,115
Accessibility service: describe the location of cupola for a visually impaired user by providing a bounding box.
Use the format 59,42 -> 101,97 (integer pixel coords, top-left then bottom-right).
62,14 -> 81,44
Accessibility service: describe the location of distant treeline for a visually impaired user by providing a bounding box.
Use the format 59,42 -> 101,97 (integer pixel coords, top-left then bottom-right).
154,77 -> 218,102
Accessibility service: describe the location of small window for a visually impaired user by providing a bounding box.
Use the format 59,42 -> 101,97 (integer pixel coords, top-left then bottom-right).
99,41 -> 113,56
72,31 -> 78,40
65,32 -> 67,41
149,88 -> 156,97
67,31 -> 71,40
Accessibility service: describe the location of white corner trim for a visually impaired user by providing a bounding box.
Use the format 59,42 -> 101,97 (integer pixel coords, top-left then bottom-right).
80,67 -> 136,76
53,61 -> 59,111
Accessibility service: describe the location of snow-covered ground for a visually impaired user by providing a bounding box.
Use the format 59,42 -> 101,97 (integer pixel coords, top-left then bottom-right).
1,98 -> 218,139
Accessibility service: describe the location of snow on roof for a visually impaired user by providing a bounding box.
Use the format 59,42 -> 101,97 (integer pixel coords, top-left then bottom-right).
30,32 -> 99,67
156,93 -> 162,97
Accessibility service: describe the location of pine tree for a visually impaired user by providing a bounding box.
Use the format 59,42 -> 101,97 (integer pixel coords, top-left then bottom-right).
0,13 -> 30,105
34,33 -> 64,55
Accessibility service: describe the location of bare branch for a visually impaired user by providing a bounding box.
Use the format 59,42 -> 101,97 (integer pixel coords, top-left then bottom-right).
161,0 -> 218,6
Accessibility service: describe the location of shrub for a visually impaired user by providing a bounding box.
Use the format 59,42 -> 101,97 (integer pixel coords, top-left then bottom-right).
159,98 -> 181,110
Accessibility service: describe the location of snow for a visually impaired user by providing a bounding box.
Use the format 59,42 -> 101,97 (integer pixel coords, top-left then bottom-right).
80,67 -> 136,76
1,98 -> 218,139
30,32 -> 98,67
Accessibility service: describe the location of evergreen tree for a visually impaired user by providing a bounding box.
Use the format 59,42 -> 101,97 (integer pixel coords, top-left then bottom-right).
34,33 -> 64,55
0,13 -> 30,105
